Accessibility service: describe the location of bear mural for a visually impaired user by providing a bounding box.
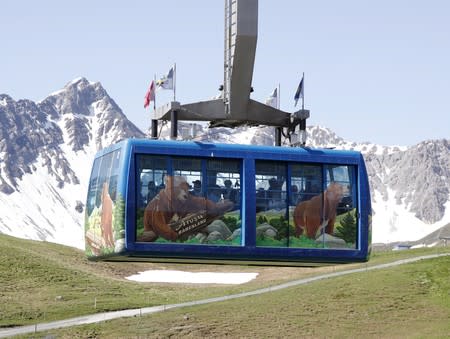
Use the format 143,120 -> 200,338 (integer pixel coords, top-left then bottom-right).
100,182 -> 115,248
293,182 -> 344,239
139,175 -> 234,242
85,182 -> 120,255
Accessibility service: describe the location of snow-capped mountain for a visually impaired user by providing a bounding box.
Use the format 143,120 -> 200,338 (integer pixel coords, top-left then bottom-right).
0,78 -> 449,249
0,78 -> 144,248
363,139 -> 450,243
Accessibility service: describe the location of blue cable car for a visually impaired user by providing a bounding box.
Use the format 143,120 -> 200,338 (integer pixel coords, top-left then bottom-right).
85,139 -> 371,265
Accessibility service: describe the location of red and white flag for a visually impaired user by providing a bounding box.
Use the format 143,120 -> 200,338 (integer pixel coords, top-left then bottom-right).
144,80 -> 155,108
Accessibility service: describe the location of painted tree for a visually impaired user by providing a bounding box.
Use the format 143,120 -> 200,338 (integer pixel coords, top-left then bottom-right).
336,211 -> 357,243
113,194 -> 125,241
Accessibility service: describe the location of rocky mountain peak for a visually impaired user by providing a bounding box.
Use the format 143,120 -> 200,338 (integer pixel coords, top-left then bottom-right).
0,78 -> 146,247
0,78 -> 144,195
358,138 -> 450,226
41,78 -> 144,151
0,94 -> 14,106
384,139 -> 450,223
43,77 -> 109,116
0,94 -> 65,193
307,125 -> 345,147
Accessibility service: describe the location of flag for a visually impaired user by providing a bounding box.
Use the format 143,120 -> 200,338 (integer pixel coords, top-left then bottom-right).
156,66 -> 174,90
144,80 -> 155,108
265,87 -> 278,108
294,76 -> 304,107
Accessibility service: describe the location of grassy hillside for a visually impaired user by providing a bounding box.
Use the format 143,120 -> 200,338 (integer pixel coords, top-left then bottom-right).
1,234 -> 450,337
38,255 -> 450,338
0,234 -> 306,327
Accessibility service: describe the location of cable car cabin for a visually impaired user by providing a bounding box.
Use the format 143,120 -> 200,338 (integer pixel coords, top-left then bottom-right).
85,139 -> 371,265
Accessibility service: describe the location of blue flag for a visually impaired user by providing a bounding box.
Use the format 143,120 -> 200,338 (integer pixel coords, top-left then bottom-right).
294,76 -> 304,107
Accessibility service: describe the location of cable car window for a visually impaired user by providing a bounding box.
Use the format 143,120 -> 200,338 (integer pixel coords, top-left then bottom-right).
138,156 -> 167,207
324,165 -> 358,249
289,164 -> 324,248
289,164 -> 358,250
290,164 -> 322,206
206,159 -> 242,245
136,155 -> 168,242
255,161 -> 289,247
85,149 -> 122,256
173,158 -> 202,196
136,155 -> 242,246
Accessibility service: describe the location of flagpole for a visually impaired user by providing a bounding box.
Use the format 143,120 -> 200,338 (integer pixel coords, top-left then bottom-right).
153,74 -> 156,111
301,72 -> 306,146
151,74 -> 158,139
278,83 -> 280,110
173,63 -> 176,101
302,72 -> 305,111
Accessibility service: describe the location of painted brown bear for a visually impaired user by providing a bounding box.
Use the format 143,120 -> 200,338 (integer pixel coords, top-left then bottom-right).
141,176 -> 234,242
85,181 -> 115,254
100,182 -> 115,248
293,182 -> 344,239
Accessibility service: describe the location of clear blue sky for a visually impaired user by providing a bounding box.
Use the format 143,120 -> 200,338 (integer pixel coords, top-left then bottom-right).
1,0 -> 449,146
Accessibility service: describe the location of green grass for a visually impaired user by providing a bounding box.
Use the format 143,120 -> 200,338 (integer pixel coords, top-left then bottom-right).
0,234 -> 281,327
1,233 -> 450,338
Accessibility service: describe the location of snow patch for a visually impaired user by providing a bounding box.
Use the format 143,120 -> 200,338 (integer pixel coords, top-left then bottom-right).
126,270 -> 259,284
372,189 -> 450,243
0,154 -> 85,249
